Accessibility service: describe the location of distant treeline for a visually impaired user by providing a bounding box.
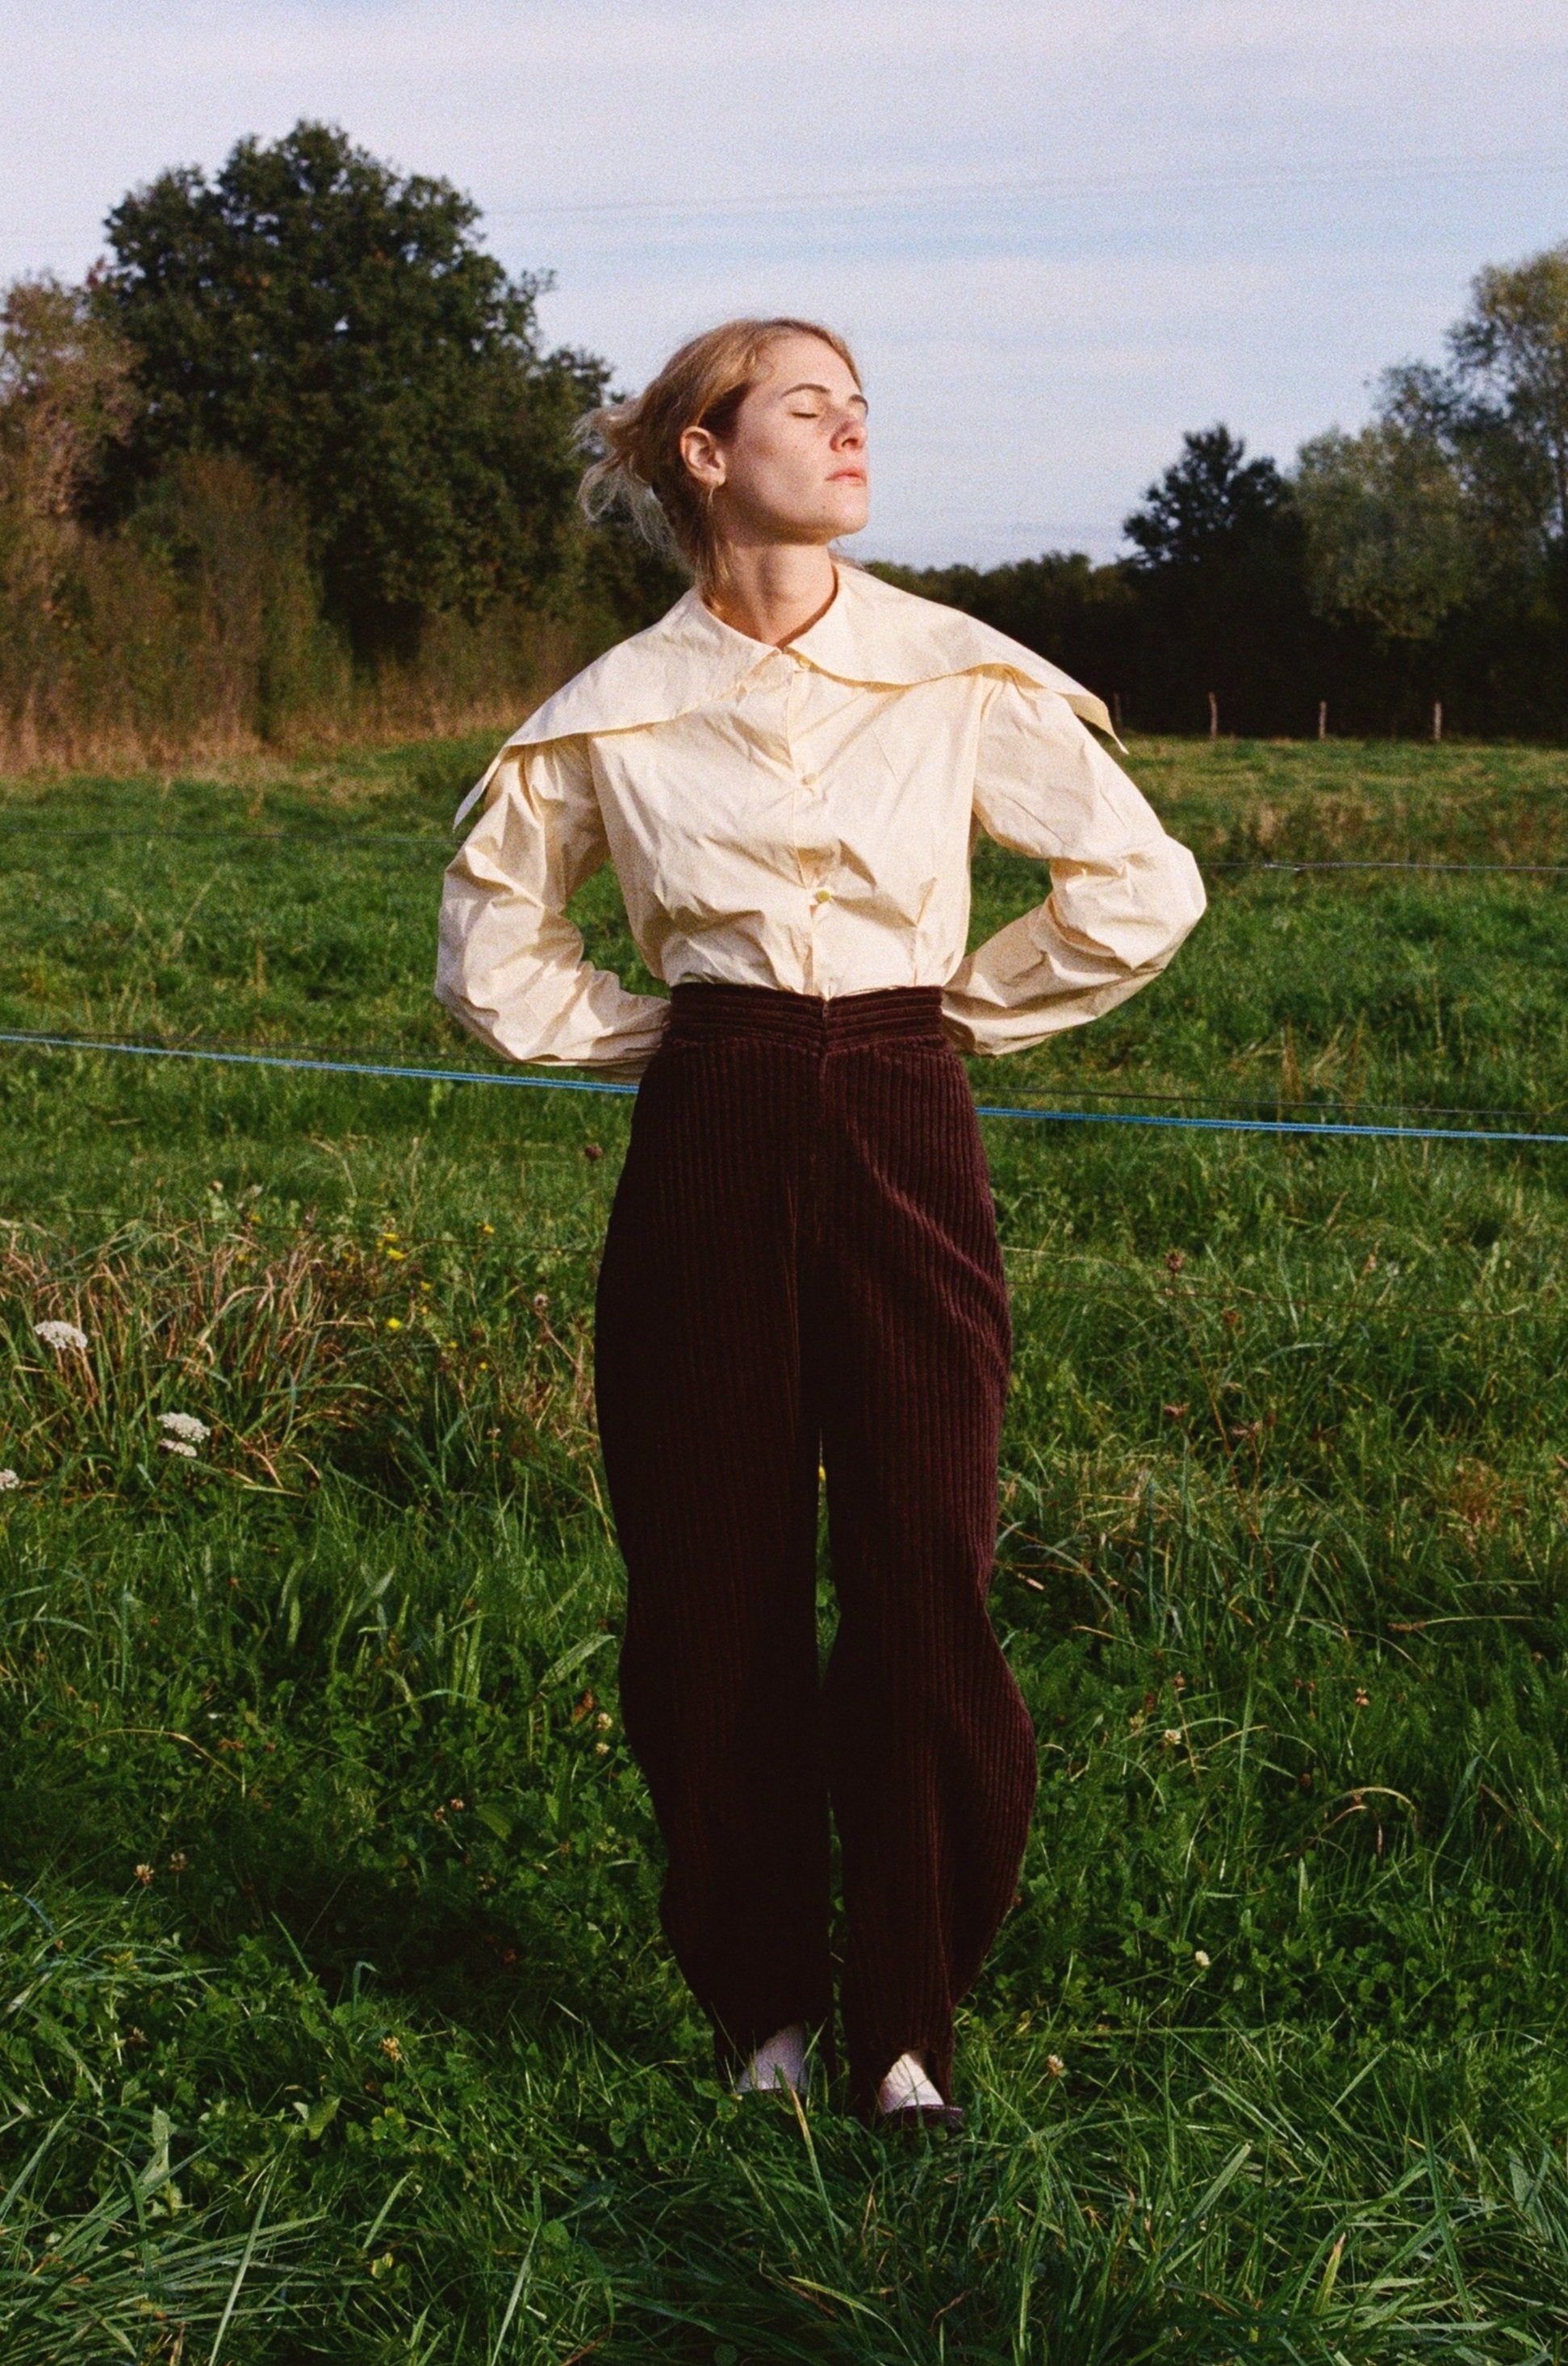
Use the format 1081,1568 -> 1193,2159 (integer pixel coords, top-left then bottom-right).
2,118 -> 1566,766
876,325 -> 1568,743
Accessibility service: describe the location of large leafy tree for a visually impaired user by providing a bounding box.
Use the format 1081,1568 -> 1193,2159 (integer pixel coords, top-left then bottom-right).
1294,411 -> 1473,643
96,120 -> 608,658
1449,242 -> 1568,549
1123,423 -> 1292,572
1120,425 -> 1315,732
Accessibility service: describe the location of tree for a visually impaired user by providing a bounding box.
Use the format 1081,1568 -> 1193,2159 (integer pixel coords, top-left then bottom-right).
1,274 -> 136,532
1294,416 -> 1472,642
1449,242 -> 1568,548
1123,424 -> 1291,572
1119,425 -> 1314,733
96,120 -> 608,660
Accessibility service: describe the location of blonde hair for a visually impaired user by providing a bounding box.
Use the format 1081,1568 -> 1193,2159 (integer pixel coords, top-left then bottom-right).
576,316 -> 861,590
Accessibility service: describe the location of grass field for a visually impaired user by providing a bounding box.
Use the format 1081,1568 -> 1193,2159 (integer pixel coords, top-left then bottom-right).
2,733 -> 1567,2363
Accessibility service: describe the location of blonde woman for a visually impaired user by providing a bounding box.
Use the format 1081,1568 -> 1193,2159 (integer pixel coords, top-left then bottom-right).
436,318 -> 1205,2131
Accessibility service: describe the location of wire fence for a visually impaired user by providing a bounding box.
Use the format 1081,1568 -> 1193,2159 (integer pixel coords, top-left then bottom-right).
3,1027 -> 1566,1148
0,822 -> 1565,877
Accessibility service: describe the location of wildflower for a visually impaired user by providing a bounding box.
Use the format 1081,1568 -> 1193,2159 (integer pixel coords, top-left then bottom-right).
1046,2054 -> 1066,2078
1162,1402 -> 1190,1421
380,2034 -> 403,2065
1165,1249 -> 1186,1275
584,1142 -> 604,1162
35,1320 -> 88,1352
1194,1949 -> 1210,1968
134,1863 -> 153,1886
1353,1688 -> 1369,1708
479,1221 -> 494,1235
0,1470 -> 18,1492
1161,1728 -> 1182,1748
595,1741 -> 610,1755
160,1439 -> 198,1459
595,1712 -> 613,1731
532,1292 -> 550,1315
386,1318 -> 403,1332
168,1852 -> 189,1874
158,1412 -> 210,1444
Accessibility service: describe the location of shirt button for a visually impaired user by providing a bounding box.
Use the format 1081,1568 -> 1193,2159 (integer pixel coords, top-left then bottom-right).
813,887 -> 834,904
801,771 -> 820,786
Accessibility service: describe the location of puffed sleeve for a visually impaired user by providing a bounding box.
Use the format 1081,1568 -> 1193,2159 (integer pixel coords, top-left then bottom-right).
434,735 -> 671,1079
941,679 -> 1206,1057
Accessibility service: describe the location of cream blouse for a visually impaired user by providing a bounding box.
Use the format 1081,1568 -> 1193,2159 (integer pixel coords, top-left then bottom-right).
434,562 -> 1206,1079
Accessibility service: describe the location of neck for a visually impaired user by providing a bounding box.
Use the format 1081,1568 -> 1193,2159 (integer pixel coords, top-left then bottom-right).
701,542 -> 838,647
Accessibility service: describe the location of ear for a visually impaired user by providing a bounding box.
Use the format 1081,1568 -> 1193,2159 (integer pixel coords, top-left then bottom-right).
679,424 -> 727,489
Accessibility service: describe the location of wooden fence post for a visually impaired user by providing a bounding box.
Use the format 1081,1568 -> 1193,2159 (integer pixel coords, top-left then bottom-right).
1432,700 -> 1443,743
1208,692 -> 1219,739
1318,700 -> 1328,741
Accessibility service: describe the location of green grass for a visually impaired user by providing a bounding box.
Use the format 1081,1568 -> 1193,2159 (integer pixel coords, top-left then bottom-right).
2,733 -> 1568,2361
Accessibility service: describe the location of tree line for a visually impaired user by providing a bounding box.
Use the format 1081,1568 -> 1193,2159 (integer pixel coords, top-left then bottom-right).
2,119 -> 1566,764
880,244 -> 1568,742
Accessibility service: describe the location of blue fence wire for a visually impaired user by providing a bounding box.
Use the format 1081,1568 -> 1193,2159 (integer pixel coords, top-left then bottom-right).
2,1028 -> 1565,1149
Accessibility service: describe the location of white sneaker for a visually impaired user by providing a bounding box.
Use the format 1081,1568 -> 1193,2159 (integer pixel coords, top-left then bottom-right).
734,2021 -> 809,2096
876,2050 -> 946,2115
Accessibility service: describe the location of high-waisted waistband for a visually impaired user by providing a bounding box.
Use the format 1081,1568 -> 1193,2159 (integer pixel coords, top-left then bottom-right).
664,979 -> 948,1049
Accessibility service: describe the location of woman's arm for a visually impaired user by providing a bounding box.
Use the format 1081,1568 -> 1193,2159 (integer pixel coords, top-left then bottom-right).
434,735 -> 671,1080
941,680 -> 1206,1057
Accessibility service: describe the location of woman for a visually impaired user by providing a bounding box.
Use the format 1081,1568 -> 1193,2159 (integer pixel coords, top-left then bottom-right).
435,317 -> 1205,2132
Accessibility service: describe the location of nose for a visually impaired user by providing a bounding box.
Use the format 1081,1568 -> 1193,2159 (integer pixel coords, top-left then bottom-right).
833,408 -> 867,449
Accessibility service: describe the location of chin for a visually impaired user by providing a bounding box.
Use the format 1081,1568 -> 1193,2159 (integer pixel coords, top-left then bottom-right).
824,499 -> 870,539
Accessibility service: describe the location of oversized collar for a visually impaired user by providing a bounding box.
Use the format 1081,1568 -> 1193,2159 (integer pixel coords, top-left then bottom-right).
454,562 -> 1116,828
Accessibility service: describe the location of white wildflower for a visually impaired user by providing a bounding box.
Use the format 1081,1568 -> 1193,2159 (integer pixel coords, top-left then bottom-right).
35,1321 -> 88,1353
158,1412 -> 211,1444
0,1469 -> 19,1491
159,1438 -> 198,1460
1194,1949 -> 1211,1969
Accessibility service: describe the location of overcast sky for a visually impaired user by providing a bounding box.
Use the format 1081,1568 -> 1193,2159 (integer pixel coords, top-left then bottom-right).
3,0 -> 1566,566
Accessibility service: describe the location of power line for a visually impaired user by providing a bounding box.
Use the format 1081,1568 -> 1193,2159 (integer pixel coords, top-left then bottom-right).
2,1028 -> 1564,1148
481,149 -> 1568,226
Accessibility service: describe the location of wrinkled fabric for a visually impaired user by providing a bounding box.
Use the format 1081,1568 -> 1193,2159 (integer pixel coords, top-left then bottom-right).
434,560 -> 1206,1078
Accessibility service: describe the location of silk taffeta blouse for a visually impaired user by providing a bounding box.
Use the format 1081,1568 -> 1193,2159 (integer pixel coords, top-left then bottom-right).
434,563 -> 1206,1080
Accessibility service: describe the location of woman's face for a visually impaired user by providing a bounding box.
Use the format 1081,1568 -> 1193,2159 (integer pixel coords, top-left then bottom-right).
682,333 -> 869,546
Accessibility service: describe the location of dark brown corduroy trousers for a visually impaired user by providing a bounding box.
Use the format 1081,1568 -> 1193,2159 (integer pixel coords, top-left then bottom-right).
592,978 -> 1038,2120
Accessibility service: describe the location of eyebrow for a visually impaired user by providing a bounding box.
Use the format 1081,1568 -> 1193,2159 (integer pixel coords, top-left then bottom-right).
781,380 -> 868,410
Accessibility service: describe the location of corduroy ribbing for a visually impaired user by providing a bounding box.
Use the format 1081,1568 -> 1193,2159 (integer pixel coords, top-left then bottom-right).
592,980 -> 1039,2121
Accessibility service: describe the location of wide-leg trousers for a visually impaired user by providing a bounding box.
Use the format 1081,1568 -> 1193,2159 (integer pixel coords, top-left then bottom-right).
592,978 -> 1039,2120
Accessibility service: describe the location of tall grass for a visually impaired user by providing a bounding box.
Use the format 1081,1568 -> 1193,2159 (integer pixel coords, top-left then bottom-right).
1,735 -> 1566,2357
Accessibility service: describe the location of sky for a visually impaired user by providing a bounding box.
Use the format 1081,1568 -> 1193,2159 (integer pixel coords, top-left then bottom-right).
3,0 -> 1566,567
